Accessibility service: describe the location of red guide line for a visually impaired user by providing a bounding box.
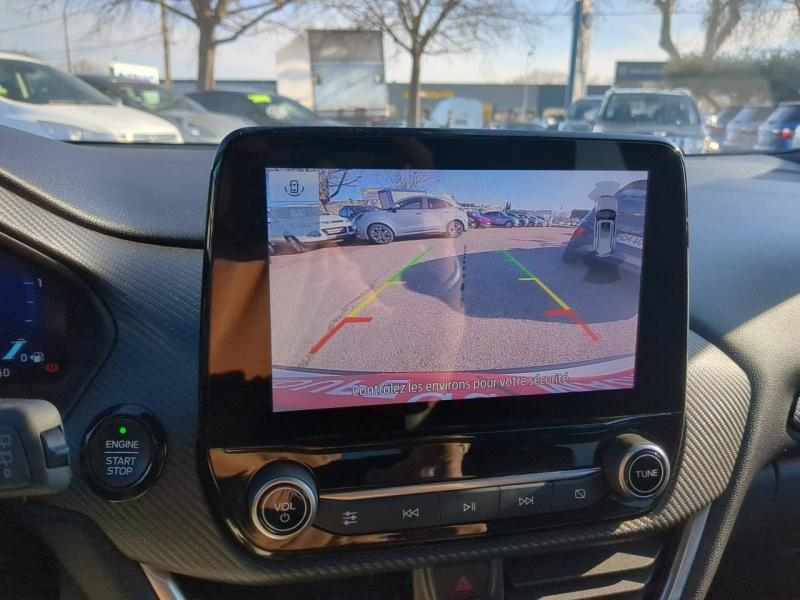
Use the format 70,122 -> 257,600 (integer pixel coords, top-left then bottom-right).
309,316 -> 372,355
545,308 -> 599,342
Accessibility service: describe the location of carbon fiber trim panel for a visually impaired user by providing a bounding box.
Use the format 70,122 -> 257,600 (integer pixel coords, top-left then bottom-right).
0,187 -> 750,584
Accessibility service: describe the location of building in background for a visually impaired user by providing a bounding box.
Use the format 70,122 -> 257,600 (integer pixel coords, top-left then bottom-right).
614,62 -> 666,88
276,30 -> 388,124
172,80 -> 610,124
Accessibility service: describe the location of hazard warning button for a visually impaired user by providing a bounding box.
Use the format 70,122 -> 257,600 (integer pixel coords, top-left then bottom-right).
431,562 -> 490,599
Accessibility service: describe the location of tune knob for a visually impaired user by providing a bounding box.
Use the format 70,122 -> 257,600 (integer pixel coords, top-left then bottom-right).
247,462 -> 318,540
603,434 -> 670,500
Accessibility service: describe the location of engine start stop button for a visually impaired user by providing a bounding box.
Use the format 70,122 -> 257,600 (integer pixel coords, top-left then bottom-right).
83,406 -> 164,500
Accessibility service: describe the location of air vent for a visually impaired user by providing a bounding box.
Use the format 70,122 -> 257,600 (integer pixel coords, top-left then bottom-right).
504,536 -> 666,599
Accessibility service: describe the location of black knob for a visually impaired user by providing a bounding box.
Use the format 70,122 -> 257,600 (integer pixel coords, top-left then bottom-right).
247,462 -> 317,540
602,434 -> 670,500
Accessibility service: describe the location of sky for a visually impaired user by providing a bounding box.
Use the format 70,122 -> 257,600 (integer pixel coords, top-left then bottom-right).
350,169 -> 645,211
2,1 -> 797,86
267,168 -> 646,212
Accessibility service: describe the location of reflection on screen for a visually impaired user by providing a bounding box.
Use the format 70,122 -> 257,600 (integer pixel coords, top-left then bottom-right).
266,168 -> 647,412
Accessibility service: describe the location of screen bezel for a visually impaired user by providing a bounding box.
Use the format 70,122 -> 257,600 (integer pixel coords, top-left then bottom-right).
203,128 -> 687,448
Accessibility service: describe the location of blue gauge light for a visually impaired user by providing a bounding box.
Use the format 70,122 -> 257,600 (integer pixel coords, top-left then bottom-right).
0,261 -> 39,366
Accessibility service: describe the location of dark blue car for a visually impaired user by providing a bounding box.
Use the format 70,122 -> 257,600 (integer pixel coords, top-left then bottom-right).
562,180 -> 645,273
755,103 -> 800,152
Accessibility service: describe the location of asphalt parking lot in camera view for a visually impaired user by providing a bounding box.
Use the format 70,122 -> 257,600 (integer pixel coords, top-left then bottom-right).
268,226 -> 640,373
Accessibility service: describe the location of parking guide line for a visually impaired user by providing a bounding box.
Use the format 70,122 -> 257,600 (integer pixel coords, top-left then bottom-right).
309,247 -> 432,355
501,249 -> 599,342
347,247 -> 432,318
309,316 -> 372,355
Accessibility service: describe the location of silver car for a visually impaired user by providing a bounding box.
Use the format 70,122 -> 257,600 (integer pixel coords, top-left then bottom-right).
355,192 -> 469,244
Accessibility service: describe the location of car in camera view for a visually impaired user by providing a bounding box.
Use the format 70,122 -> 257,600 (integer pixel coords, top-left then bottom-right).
354,192 -> 468,244
562,179 -> 646,274
481,211 -> 519,227
268,205 -> 355,253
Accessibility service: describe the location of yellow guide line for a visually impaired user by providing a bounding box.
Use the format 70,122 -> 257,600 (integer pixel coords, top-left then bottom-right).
347,247 -> 430,317
517,277 -> 571,310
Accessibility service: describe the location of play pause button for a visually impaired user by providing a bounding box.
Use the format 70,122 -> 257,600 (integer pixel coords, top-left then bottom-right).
438,487 -> 499,524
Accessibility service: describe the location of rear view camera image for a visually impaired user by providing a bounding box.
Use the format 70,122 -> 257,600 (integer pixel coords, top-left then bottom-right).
266,168 -> 647,412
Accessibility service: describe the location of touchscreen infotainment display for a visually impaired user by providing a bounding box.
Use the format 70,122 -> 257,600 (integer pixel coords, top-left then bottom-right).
266,168 -> 647,413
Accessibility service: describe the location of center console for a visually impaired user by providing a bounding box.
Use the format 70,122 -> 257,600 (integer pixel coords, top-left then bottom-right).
202,129 -> 688,555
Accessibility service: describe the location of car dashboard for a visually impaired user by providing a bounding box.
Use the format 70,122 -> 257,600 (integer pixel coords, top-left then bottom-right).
0,125 -> 799,600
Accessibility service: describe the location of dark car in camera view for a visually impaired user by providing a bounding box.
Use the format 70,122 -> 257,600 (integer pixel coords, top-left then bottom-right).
562,179 -> 645,273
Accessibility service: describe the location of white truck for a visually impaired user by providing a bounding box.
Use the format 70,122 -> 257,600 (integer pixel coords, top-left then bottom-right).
276,30 -> 388,123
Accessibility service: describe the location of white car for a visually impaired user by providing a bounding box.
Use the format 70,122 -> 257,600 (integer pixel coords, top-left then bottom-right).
267,205 -> 355,253
355,191 -> 469,244
0,53 -> 183,143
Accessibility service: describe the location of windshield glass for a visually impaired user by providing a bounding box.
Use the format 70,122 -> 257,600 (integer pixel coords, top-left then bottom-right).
1,2 -> 798,152
0,59 -> 111,105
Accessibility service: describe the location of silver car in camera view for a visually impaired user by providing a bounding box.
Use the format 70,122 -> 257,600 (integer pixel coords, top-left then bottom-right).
354,191 -> 469,244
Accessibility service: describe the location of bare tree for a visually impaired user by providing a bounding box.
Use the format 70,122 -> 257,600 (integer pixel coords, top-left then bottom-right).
382,169 -> 439,191
652,0 -> 757,62
86,0 -> 298,89
319,169 -> 361,206
339,0 -> 536,126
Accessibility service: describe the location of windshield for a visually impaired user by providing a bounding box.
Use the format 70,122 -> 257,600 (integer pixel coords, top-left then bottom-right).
1,2 -> 799,153
0,59 -> 112,105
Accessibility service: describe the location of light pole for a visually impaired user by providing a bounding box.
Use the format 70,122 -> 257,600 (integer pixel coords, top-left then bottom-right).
565,0 -> 583,109
521,50 -> 533,122
62,0 -> 73,73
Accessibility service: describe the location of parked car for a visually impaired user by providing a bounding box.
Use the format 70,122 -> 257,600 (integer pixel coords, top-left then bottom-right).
0,52 -> 182,143
529,215 -> 549,227
338,205 -> 377,220
794,124 -> 800,150
706,105 -> 742,147
354,192 -> 468,244
508,212 -> 531,226
755,102 -> 800,152
721,105 -> 773,152
559,95 -> 603,132
186,90 -> 330,126
268,205 -> 354,253
424,98 -> 484,129
467,211 -> 492,228
481,211 -> 519,228
594,88 -> 708,154
562,179 -> 645,273
79,75 -> 254,144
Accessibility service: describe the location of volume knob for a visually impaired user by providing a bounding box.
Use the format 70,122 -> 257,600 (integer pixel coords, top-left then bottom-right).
603,434 -> 670,500
248,462 -> 318,540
